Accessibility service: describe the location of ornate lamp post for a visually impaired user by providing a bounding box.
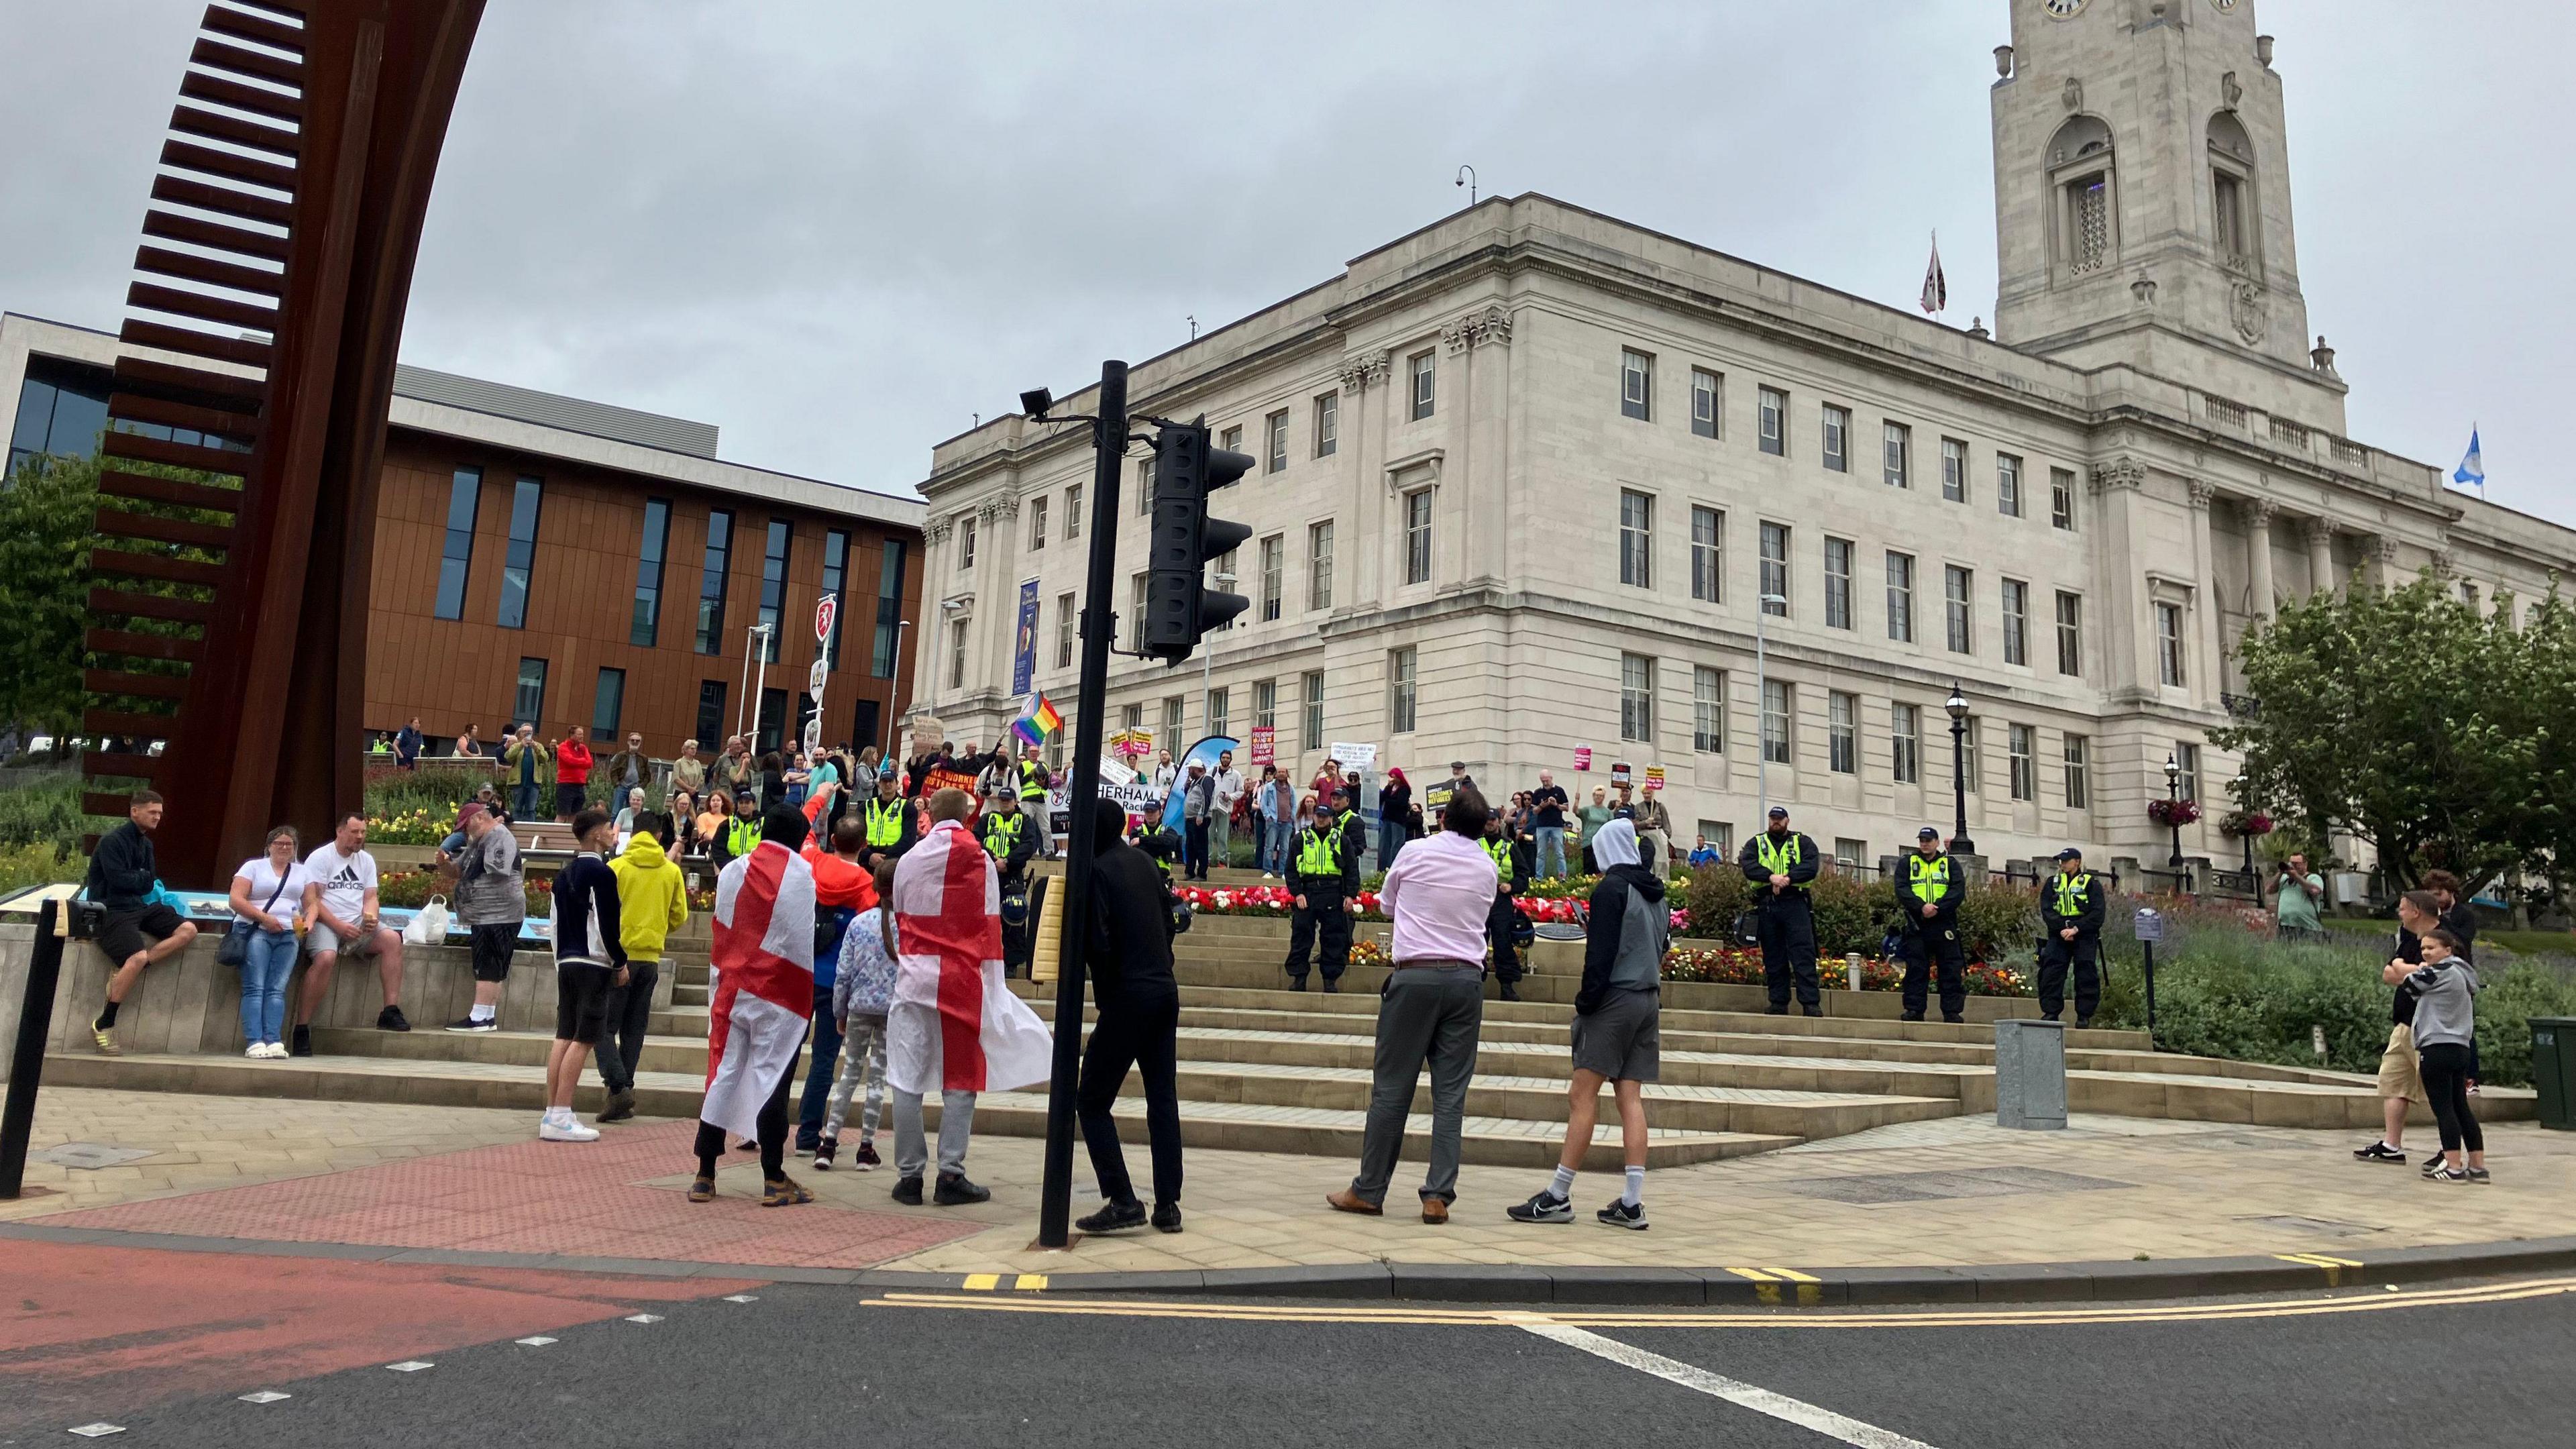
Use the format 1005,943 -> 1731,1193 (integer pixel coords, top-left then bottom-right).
2163,751 -> 2185,867
1945,682 -> 1974,855
2231,771 -> 2264,907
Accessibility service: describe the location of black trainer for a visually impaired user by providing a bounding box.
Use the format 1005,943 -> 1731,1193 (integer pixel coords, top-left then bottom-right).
1499,982 -> 1520,1002
2465,1166 -> 2491,1184
445,1015 -> 497,1032
1150,1201 -> 1183,1234
2353,1141 -> 2407,1163
933,1172 -> 991,1206
377,1006 -> 411,1032
1075,1199 -> 1147,1234
1505,1190 -> 1573,1224
289,1024 -> 313,1058
1801,1004 -> 1823,1018
1322,979 -> 1340,994
1764,1004 -> 1789,1016
1597,1198 -> 1649,1230
811,1136 -> 838,1170
1287,977 -> 1307,992
890,1175 -> 924,1205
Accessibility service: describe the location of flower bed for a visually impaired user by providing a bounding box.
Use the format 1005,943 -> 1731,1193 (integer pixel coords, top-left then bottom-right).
1173,882 -> 1684,932
364,808 -> 454,846
1661,945 -> 2029,998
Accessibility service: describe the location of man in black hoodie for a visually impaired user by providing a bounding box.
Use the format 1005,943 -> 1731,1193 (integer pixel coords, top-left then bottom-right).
1737,806 -> 1821,1016
85,790 -> 198,1055
1074,807 -> 1185,1234
1896,826 -> 1967,1023
1480,812 -> 1530,1002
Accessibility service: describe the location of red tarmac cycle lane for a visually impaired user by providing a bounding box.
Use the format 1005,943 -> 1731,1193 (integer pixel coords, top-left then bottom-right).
0,1240 -> 762,1432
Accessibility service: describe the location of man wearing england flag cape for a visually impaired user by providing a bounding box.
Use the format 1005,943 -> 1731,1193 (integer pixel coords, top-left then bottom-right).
884,786 -> 1053,1206
689,804 -> 820,1208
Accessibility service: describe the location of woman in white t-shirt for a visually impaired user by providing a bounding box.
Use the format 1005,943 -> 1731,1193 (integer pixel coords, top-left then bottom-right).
229,826 -> 309,1059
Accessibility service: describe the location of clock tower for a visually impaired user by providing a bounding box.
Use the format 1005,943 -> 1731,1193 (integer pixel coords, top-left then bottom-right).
1991,0 -> 2343,427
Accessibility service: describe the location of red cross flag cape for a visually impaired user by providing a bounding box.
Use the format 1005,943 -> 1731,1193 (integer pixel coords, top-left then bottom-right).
887,818 -> 1052,1094
700,840 -> 816,1138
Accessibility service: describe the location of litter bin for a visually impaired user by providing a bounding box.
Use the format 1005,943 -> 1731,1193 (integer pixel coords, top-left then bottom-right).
2533,1018 -> 2576,1132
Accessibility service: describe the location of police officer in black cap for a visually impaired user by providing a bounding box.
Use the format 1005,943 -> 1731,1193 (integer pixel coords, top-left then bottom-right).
1897,826 -> 1967,1023
2038,847 -> 2107,1026
1737,805 -> 1821,1016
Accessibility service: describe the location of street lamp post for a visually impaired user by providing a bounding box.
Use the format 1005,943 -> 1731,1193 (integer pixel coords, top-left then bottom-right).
1944,682 -> 1975,855
1201,571 -> 1236,737
2163,751 -> 2184,867
1754,592 -> 1786,820
2232,771 -> 2263,906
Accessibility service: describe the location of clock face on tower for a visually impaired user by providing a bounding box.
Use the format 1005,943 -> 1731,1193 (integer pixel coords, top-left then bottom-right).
2043,0 -> 2086,16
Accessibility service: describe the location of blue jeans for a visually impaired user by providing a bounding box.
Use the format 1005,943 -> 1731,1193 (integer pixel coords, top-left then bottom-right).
238,926 -> 298,1045
1379,820 -> 1405,871
513,781 -> 541,819
1268,820 -> 1295,873
798,982 -> 845,1148
1536,826 -> 1567,879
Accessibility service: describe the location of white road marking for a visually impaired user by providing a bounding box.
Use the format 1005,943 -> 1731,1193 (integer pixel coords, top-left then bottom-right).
237,1391 -> 292,1403
722,1294 -> 760,1303
515,1336 -> 558,1346
1515,1319 -> 1943,1449
385,1360 -> 435,1373
623,1313 -> 664,1324
66,1425 -> 126,1438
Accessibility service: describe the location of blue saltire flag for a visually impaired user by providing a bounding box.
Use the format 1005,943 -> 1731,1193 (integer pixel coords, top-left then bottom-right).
2453,427 -> 2485,492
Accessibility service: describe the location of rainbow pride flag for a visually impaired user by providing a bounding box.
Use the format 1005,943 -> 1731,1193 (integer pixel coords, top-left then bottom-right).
1011,693 -> 1063,748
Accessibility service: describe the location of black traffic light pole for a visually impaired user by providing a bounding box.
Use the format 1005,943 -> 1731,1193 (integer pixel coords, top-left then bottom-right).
1036,359 -> 1128,1250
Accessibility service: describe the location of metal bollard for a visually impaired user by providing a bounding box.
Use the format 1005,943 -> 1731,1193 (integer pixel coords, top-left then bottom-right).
1845,952 -> 1863,993
2,900 -> 68,1199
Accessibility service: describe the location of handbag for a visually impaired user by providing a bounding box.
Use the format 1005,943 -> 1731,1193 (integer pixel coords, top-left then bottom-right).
220,871 -> 292,968
401,895 -> 451,946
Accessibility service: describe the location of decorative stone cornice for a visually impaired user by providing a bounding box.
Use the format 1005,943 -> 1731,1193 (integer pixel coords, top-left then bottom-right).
1467,305 -> 1513,349
977,494 -> 1020,525
1441,315 -> 1474,356
924,518 -> 955,545
2088,457 -> 2145,495
1336,350 -> 1389,392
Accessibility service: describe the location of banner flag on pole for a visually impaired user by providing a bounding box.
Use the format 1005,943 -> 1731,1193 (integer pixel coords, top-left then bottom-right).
2452,426 -> 2485,494
1920,231 -> 1947,315
1011,693 -> 1063,749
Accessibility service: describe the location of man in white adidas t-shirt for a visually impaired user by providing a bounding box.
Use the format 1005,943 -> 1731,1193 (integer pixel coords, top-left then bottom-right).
292,812 -> 410,1057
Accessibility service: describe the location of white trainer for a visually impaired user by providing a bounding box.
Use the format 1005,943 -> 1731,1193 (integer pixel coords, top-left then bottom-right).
539,1113 -> 600,1143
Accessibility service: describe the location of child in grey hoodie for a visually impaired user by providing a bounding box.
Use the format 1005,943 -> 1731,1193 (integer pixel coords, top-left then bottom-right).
2385,928 -> 2485,1183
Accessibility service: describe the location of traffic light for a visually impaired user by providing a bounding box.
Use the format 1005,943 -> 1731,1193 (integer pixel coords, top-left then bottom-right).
1141,417 -> 1254,663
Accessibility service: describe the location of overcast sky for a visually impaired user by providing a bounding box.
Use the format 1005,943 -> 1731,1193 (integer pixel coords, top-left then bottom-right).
5,1 -> 2570,528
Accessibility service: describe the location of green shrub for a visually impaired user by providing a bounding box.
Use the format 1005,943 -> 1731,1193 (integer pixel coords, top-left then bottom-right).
1683,862 -> 1749,938
0,840 -> 77,896
0,773 -> 84,855
1811,871 -> 1880,956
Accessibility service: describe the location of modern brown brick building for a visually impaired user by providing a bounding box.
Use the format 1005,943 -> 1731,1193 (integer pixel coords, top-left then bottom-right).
5,312 -> 923,759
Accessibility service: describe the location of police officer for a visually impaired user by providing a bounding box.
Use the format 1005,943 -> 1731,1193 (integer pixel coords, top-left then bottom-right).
1286,794 -> 1361,992
860,771 -> 916,869
979,787 -> 1038,973
2038,847 -> 2106,1026
1016,751 -> 1054,857
1898,826 -> 1967,1023
1737,805 -> 1821,1016
1481,810 -> 1530,1002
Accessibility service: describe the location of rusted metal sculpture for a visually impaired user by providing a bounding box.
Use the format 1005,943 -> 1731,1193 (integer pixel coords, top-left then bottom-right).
83,0 -> 486,885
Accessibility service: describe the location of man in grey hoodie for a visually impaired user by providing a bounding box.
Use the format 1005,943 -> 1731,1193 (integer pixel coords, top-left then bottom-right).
1507,818 -> 1666,1230
443,805 -> 525,1032
2385,924 -> 2486,1183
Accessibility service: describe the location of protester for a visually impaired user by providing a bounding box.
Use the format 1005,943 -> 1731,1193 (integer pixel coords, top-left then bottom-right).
1576,786 -> 1615,873
85,790 -> 199,1056
598,814 -> 688,1124
1285,792 -> 1361,991
444,805 -> 523,1032
604,732 -> 650,800
693,790 -> 733,857
885,788 -> 1053,1206
2037,847 -> 2106,1026
690,804 -> 820,1207
1328,785 -> 1499,1224
1481,808 -> 1530,1002
666,790 -> 698,853
1253,766 -> 1283,877
394,717 -> 423,770
612,787 -> 649,841
1738,806 -> 1821,1016
2356,890 -> 2445,1166
293,813 -> 408,1055
1208,749 -> 1244,869
1179,760 -> 1215,880
535,810 -> 623,1142
758,750 -> 788,810
2393,927 -> 2485,1183
1075,805 -> 1187,1234
552,726 -> 595,820
2273,852 -> 2328,943
1507,818 -> 1665,1228
818,856 -> 900,1172
1527,770 -> 1570,879
711,736 -> 751,796
795,786 -> 879,1152
671,739 -> 708,798
2422,870 -> 2482,1093
1629,788 -> 1673,873
455,722 -> 484,758
227,826 -> 307,1059
1894,826 -> 1967,1024
1363,766 -> 1403,871
1150,749 -> 1179,811
1687,836 -> 1721,868
503,724 -> 548,820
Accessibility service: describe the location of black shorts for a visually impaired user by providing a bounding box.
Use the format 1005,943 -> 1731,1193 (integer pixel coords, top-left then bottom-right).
554,783 -> 588,817
97,903 -> 186,966
469,922 -> 519,983
555,963 -> 614,1044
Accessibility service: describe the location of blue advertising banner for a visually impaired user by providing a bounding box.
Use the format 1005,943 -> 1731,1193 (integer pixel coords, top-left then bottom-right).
1011,578 -> 1040,696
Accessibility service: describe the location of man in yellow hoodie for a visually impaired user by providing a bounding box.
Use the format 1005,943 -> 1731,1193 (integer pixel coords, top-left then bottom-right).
598,815 -> 690,1123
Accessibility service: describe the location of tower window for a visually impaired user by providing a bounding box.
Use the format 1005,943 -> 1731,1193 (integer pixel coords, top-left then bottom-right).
2071,176 -> 2110,274
2047,115 -> 2118,278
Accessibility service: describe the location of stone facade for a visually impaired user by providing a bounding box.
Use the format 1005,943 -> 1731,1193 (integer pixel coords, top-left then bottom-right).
906,0 -> 2576,873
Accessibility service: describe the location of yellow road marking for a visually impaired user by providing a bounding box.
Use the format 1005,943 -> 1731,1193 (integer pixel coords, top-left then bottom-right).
866,1274 -> 2576,1330
960,1273 -> 1001,1291
1724,1267 -> 1821,1305
1014,1273 -> 1050,1291
2276,1252 -> 2366,1286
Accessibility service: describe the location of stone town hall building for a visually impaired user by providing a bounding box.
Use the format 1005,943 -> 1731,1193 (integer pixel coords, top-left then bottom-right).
906,0 -> 2573,875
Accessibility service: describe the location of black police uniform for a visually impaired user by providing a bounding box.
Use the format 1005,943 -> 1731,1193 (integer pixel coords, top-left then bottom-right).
1481,829 -> 1528,992
1737,827 -> 1822,1012
978,805 -> 1037,973
2037,865 -> 2107,1024
1897,847 -> 1968,1022
1285,812 -> 1362,987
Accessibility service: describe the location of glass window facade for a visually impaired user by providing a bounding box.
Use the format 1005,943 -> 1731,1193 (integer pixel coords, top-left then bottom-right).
631,498 -> 671,646
496,476 -> 543,629
871,537 -> 908,678
592,667 -> 626,738
696,509 -> 735,655
434,468 -> 481,621
515,657 -> 549,727
757,519 -> 792,662
819,528 -> 849,667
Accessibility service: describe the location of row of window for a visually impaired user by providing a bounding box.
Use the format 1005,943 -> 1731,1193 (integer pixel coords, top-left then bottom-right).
435,467 -> 908,678
503,660 -> 883,761
1614,350 -> 2081,527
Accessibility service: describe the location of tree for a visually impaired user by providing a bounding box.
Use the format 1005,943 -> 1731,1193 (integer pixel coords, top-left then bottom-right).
2214,574 -> 2538,894
0,453 -> 101,740
2510,591 -> 2576,911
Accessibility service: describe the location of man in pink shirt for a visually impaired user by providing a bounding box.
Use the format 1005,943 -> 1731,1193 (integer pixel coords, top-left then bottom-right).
1326,785 -> 1499,1226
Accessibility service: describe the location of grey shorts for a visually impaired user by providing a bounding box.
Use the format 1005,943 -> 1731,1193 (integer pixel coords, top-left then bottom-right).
1570,987 -> 1660,1082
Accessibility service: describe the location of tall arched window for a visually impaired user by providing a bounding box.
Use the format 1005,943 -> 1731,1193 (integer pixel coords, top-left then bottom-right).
2046,116 -> 2117,277
2206,112 -> 2259,273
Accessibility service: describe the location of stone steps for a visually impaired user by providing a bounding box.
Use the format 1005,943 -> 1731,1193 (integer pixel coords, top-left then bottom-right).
40,1052 -> 1788,1171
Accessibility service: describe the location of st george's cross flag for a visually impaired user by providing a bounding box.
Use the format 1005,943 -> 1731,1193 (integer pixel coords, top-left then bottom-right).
700,840 -> 816,1138
1921,232 -> 1948,315
885,817 -> 1052,1095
